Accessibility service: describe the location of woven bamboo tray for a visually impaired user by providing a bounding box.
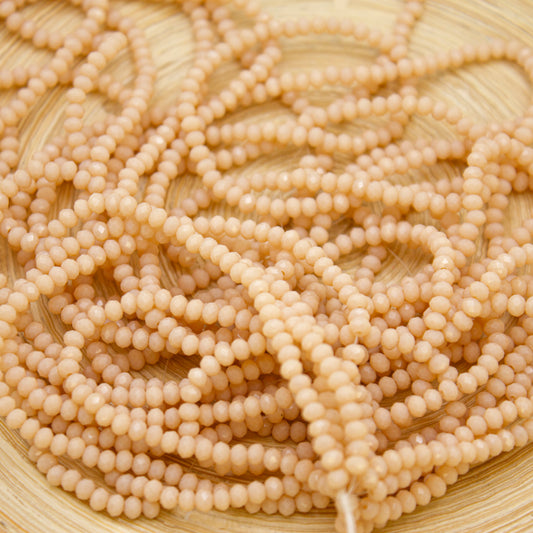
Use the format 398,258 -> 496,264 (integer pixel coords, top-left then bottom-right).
1,0 -> 533,531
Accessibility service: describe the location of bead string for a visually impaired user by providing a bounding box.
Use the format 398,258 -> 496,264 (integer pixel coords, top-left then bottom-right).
1,0 -> 533,531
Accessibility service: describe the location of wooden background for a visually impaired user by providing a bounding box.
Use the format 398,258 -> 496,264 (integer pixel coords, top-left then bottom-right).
1,0 -> 533,531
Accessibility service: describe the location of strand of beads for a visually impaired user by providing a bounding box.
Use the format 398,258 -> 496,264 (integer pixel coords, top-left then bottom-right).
2,0 -> 533,531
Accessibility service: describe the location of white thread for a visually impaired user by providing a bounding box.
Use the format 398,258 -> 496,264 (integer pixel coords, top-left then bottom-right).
336,491 -> 357,533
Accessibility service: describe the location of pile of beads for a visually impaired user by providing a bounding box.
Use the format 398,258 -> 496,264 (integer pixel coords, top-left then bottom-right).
1,0 -> 533,531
